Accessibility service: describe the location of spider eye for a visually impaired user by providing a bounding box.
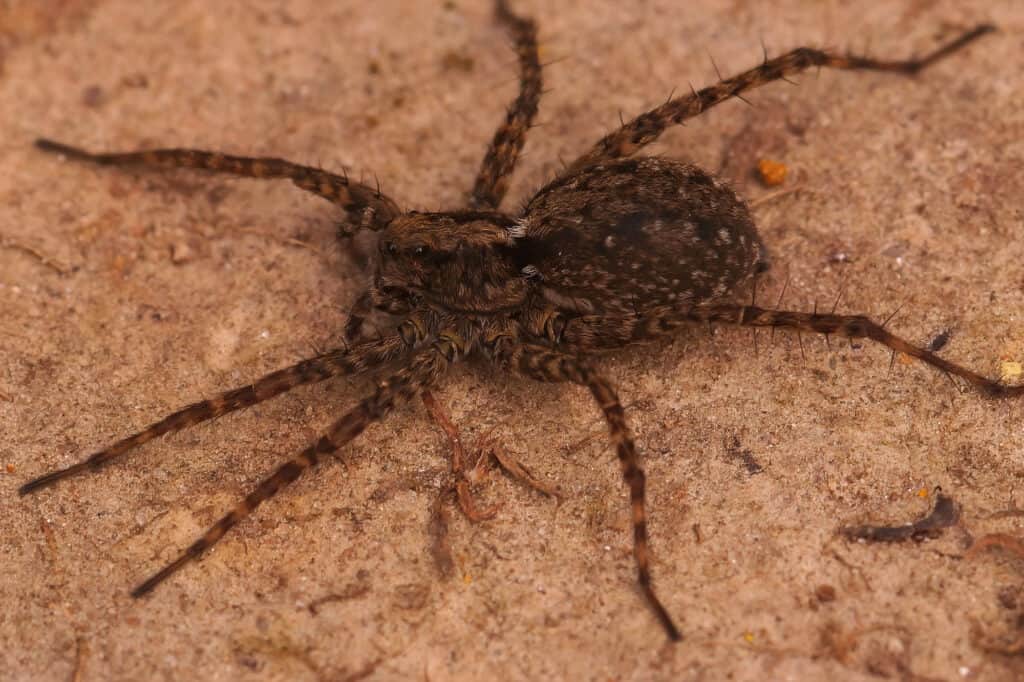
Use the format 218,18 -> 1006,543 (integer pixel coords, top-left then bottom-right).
413,245 -> 428,256
385,241 -> 398,255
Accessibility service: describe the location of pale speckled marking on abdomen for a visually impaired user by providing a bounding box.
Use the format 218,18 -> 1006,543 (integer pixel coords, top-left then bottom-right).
516,156 -> 768,316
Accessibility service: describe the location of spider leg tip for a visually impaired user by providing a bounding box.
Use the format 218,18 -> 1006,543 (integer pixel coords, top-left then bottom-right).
35,137 -> 64,152
35,137 -> 89,159
18,470 -> 65,495
131,573 -> 165,598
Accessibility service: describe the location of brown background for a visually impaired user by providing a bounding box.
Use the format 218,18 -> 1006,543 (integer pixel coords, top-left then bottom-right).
2,1 -> 1023,680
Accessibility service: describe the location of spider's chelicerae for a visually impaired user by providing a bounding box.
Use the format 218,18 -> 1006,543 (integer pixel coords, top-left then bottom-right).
21,2 -> 1019,641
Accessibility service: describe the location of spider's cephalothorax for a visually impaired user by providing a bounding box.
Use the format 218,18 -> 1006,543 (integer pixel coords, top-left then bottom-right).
373,210 -> 526,316
22,1 -> 1015,642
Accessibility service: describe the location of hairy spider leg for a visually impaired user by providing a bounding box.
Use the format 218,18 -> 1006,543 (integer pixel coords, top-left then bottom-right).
569,24 -> 995,171
34,138 -> 399,232
469,0 -> 542,210
555,303 -> 1022,399
132,340 -> 454,596
689,305 -> 1024,399
496,341 -> 682,641
20,328 -> 426,495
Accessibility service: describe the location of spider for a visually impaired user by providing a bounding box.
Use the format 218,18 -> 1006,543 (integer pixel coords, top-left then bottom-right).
20,1 -> 1017,642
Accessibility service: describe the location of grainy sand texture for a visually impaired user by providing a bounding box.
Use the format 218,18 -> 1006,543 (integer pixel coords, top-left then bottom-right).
2,1 -> 1023,680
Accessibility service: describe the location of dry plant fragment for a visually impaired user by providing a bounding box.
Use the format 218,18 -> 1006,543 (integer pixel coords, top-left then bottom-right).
0,233 -> 70,274
841,491 -> 959,542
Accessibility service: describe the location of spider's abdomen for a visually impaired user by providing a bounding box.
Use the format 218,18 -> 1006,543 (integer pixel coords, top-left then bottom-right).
516,157 -> 767,316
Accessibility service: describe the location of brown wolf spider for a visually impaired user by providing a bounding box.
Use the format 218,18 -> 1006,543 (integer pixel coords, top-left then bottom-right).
20,2 -> 1017,641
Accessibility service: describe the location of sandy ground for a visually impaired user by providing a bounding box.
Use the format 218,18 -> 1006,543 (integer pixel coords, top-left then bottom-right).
2,1 -> 1023,680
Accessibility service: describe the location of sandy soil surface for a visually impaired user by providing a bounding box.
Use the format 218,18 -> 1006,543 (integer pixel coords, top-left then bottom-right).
2,1 -> 1023,680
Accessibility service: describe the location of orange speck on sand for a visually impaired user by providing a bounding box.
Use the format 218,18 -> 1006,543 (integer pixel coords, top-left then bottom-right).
757,158 -> 787,187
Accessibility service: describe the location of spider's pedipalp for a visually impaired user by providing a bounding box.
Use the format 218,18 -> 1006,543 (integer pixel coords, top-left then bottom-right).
34,138 -> 399,232
469,0 -> 542,209
495,341 -> 682,642
19,328 -> 426,495
344,290 -> 377,343
567,24 -> 995,172
132,341 -> 453,597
